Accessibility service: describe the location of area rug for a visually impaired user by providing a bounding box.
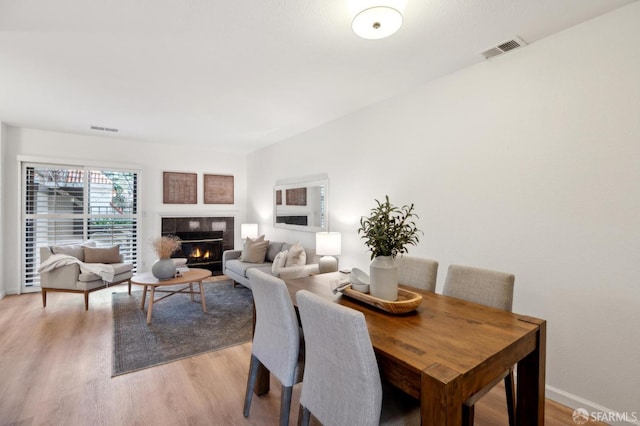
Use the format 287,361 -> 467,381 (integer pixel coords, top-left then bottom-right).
112,280 -> 253,376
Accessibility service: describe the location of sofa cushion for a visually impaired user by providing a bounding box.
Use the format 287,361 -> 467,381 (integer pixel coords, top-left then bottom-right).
266,241 -> 285,262
240,237 -> 270,263
285,243 -> 306,267
51,241 -> 96,261
83,245 -> 121,264
226,259 -> 273,278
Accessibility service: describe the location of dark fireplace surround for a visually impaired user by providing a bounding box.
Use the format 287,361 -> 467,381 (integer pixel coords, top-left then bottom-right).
161,216 -> 234,275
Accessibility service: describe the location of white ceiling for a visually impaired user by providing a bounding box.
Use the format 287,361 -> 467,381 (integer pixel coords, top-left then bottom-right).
0,0 -> 635,153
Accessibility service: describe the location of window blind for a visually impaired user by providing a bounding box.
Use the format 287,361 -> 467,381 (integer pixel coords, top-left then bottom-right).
22,164 -> 139,289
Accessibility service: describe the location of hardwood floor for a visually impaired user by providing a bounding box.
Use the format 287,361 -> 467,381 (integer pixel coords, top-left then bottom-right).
0,286 -> 600,426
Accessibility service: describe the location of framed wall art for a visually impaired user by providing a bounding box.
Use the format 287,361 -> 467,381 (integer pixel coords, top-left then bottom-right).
163,172 -> 197,204
204,174 -> 234,204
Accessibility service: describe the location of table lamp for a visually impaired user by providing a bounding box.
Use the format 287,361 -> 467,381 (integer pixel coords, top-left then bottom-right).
241,223 -> 258,240
316,232 -> 341,273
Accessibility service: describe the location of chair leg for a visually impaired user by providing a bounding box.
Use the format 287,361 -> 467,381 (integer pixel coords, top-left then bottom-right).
84,291 -> 89,310
42,289 -> 47,307
300,406 -> 311,426
505,368 -> 516,426
280,385 -> 293,426
128,279 -> 131,295
244,355 -> 261,417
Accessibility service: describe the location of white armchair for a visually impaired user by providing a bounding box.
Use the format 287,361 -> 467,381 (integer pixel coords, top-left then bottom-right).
39,243 -> 133,310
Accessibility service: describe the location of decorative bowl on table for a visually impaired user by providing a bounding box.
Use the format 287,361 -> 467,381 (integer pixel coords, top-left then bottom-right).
350,268 -> 370,293
172,258 -> 188,267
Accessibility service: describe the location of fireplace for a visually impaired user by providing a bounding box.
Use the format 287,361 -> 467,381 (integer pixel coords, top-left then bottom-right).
161,216 -> 234,275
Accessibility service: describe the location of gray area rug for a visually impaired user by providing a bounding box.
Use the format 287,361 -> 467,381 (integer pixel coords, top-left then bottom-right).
112,280 -> 253,376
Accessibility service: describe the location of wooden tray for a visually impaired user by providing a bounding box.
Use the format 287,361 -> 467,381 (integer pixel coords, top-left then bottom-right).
341,286 -> 423,314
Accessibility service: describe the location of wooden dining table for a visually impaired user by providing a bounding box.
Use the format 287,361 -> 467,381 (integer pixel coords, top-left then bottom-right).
254,271 -> 546,425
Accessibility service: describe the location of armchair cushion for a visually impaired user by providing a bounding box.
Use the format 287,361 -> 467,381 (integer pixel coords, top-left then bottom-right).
83,245 -> 121,264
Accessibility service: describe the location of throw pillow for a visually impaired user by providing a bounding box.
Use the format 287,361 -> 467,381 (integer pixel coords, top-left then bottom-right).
240,236 -> 270,263
285,243 -> 307,268
83,245 -> 121,264
51,241 -> 97,261
271,250 -> 289,276
240,235 -> 264,259
266,242 -> 285,262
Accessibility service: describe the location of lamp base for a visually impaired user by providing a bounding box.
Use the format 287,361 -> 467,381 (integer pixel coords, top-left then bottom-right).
318,256 -> 338,274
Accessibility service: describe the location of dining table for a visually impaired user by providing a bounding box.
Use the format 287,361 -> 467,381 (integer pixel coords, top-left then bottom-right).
253,271 -> 546,425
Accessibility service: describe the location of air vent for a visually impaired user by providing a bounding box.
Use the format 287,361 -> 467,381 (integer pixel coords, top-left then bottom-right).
481,36 -> 527,59
90,125 -> 119,133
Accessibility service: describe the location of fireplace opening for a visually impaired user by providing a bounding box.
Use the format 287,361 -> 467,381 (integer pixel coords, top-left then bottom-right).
165,231 -> 224,274
161,216 -> 235,276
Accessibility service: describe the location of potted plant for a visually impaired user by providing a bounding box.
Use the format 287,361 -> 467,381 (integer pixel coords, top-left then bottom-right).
358,196 -> 421,300
151,235 -> 182,280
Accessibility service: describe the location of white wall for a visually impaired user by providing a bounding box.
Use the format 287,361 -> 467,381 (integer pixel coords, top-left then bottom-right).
2,127 -> 247,295
247,3 -> 640,419
0,122 -> 6,299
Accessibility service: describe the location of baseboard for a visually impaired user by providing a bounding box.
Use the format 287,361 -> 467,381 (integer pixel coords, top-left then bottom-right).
547,384 -> 639,425
0,291 -> 5,300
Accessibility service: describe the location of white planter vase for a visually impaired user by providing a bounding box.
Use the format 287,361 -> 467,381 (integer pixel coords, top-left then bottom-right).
369,255 -> 398,301
152,258 -> 176,280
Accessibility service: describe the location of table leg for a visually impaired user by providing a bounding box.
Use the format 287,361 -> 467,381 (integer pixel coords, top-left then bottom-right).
140,285 -> 147,310
190,283 -> 194,302
420,363 -> 463,425
146,285 -> 155,324
199,281 -> 207,312
517,318 -> 546,426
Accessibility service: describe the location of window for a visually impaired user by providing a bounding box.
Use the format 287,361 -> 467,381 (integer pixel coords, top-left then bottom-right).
22,163 -> 139,290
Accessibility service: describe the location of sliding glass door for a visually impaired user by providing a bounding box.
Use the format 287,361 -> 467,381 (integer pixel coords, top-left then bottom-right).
22,162 -> 139,292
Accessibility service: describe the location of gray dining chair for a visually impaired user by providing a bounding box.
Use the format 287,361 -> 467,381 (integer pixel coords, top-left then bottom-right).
296,290 -> 420,426
396,255 -> 439,292
443,264 -> 516,426
243,269 -> 304,426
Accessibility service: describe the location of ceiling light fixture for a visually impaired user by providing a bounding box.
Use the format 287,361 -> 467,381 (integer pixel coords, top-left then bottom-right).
352,5 -> 403,40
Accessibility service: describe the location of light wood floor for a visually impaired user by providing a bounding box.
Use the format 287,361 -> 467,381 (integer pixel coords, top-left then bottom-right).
0,284 -> 600,426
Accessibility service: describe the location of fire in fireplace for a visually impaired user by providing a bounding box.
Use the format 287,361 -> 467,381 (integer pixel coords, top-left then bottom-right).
168,231 -> 223,273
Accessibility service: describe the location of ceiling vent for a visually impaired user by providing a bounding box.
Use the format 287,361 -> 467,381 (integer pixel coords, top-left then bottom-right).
481,36 -> 527,59
90,125 -> 119,133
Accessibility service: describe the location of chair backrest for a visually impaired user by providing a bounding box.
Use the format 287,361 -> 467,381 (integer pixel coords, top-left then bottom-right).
296,290 -> 382,425
396,255 -> 439,292
246,269 -> 301,386
442,264 -> 515,311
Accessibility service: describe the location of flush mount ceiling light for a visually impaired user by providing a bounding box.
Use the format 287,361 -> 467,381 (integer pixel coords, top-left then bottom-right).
352,5 -> 403,40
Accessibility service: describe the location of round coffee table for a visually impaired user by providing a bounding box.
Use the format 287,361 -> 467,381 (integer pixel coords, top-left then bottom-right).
131,268 -> 212,324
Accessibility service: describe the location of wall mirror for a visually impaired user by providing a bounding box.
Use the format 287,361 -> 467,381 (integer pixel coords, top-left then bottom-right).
274,177 -> 328,233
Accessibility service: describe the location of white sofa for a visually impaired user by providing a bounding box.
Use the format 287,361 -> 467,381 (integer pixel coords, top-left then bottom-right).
223,241 -> 324,289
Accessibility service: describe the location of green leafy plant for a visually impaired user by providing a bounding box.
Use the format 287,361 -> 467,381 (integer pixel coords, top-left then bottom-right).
358,195 -> 422,260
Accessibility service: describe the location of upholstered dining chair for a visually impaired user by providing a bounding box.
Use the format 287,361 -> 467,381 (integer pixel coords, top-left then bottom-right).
396,255 -> 439,292
296,290 -> 420,426
442,264 -> 516,426
243,269 -> 304,426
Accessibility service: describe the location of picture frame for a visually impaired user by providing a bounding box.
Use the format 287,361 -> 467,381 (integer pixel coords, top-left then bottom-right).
204,174 -> 234,204
163,172 -> 197,204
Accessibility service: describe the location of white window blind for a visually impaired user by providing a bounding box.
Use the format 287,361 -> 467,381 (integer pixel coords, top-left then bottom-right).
22,163 -> 139,289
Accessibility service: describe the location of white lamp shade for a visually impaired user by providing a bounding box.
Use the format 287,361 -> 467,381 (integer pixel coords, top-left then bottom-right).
316,232 -> 342,256
352,6 -> 403,40
241,223 -> 258,239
